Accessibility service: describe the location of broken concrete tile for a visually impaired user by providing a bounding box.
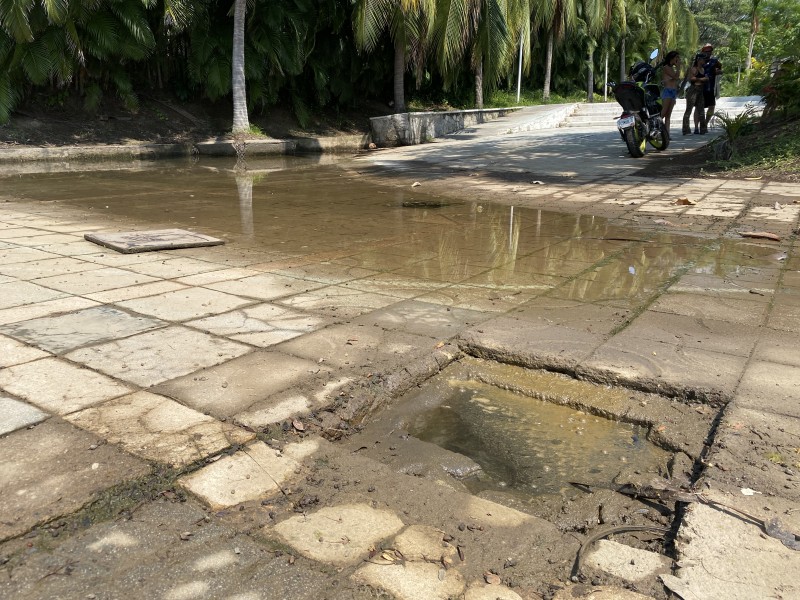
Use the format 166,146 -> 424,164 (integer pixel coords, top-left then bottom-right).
116,287 -> 252,322
187,303 -> 327,348
394,525 -> 457,563
65,392 -> 254,467
353,561 -> 464,600
66,326 -> 251,387
464,584 -> 524,600
179,440 -> 319,509
585,539 -> 672,583
152,351 -> 325,417
661,502 -> 800,600
84,229 -> 224,253
275,503 -> 405,566
234,393 -> 311,428
465,496 -> 533,528
0,396 -> 49,435
0,306 -> 165,354
0,419 -> 149,542
0,357 -> 132,414
552,587 -> 656,600
0,333 -> 49,366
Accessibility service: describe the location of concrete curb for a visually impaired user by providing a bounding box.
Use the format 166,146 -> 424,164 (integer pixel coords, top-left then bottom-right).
0,134 -> 373,164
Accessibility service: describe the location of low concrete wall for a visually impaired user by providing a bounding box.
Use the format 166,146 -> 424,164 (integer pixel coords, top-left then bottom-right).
370,108 -> 521,146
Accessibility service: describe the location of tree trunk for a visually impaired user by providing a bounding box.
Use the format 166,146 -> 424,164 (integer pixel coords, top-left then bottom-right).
543,32 -> 553,100
746,31 -> 756,70
604,50 -> 608,102
619,37 -> 626,81
475,59 -> 484,108
393,36 -> 406,112
231,0 -> 249,133
587,46 -> 594,103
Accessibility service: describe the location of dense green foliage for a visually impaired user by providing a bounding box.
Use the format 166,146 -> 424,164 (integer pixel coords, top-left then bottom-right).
0,0 -> 797,126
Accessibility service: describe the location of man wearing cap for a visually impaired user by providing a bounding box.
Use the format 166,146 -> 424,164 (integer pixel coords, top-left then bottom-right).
700,43 -> 723,132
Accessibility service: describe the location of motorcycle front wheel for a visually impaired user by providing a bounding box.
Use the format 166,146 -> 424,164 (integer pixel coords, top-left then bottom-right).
624,125 -> 646,158
648,121 -> 670,151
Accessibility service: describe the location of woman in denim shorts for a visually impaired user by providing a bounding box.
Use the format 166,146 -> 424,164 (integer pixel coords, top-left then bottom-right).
660,51 -> 681,134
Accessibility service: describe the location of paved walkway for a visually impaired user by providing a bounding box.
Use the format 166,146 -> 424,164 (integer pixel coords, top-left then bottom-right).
0,107 -> 798,600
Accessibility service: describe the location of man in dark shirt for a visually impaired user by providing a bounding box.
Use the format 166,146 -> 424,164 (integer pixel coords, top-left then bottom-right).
700,43 -> 723,131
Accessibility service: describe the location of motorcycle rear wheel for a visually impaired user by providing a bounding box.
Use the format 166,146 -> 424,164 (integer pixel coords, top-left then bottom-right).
648,123 -> 670,151
624,126 -> 646,158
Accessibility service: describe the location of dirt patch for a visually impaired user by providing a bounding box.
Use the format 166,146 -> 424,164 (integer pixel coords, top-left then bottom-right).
0,93 -> 387,148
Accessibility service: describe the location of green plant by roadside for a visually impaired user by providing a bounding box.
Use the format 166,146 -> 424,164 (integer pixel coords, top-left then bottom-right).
710,115 -> 800,178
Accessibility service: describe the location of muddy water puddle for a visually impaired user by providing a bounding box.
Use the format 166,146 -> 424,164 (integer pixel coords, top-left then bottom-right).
411,378 -> 670,497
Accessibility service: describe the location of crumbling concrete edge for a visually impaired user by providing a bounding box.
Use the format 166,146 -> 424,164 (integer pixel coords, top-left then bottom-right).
370,107 -> 521,146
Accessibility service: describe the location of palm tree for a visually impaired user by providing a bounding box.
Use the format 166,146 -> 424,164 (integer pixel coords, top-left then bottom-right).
535,0 -> 579,100
232,0 -> 249,132
354,0 -> 434,113
745,0 -> 760,70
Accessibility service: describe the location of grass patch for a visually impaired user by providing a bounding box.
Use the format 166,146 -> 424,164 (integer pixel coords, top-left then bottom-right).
710,116 -> 800,180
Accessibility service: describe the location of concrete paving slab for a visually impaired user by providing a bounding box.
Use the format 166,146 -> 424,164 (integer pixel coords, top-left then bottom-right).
458,316 -> 605,370
277,284 -> 400,318
277,323 -> 436,369
65,391 -> 254,467
751,329 -> 800,367
552,586 -> 656,600
175,267 -> 261,285
0,256 -> 103,280
353,561 -> 465,600
0,333 -> 49,366
33,266 -> 160,295
341,273 -> 452,299
0,296 -> 99,326
121,257 -> 227,279
84,280 -> 187,303
394,524 -> 458,562
275,503 -> 405,566
0,396 -> 49,435
661,502 -> 800,600
649,292 -> 770,326
180,440 -> 319,509
5,233 -> 83,246
512,297 -> 631,336
0,418 -> 149,542
0,280 -> 67,309
352,299 -> 486,340
768,295 -> 800,333
0,246 -> 58,264
736,360 -> 800,418
66,325 -> 251,387
0,305 -> 165,354
584,338 -> 747,399
0,357 -> 132,414
585,539 -> 671,583
153,351 -> 325,417
187,302 -> 328,347
115,286 -> 253,322
206,272 -> 325,301
84,228 -> 224,253
234,391 -> 313,428
416,283 -> 541,312
464,583 -> 524,600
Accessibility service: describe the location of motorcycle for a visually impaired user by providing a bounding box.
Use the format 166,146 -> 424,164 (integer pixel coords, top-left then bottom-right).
608,49 -> 669,158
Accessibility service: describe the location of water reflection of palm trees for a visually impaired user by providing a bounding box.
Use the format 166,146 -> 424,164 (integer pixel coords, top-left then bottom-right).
235,173 -> 254,237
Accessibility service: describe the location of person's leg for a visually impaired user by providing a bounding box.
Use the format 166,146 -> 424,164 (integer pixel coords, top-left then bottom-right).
662,98 -> 675,131
694,94 -> 706,133
704,91 -> 715,131
682,92 -> 694,135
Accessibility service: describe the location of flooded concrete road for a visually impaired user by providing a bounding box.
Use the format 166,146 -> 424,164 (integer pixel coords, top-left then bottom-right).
1,116 -> 799,600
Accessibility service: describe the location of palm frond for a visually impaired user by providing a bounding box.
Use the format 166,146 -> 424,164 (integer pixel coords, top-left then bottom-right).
0,0 -> 35,42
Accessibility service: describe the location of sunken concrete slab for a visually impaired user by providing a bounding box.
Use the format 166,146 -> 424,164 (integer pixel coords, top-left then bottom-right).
65,392 -> 254,467
66,325 -> 251,387
187,302 -> 328,347
0,357 -> 133,414
277,323 -> 437,369
84,228 -> 224,253
353,562 -> 465,600
115,287 -> 252,322
179,440 -> 319,509
0,306 -> 165,354
661,502 -> 800,600
275,503 -> 405,566
0,396 -> 49,435
152,351 -> 326,418
0,499 -> 330,600
585,540 -> 672,583
458,315 -> 605,371
0,418 -> 149,542
352,299 -> 486,339
0,333 -> 49,366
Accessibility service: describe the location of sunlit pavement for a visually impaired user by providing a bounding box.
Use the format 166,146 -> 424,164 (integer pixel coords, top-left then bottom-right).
0,108 -> 799,599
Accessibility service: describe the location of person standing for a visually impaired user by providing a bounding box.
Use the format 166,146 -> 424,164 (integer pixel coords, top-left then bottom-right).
700,43 -> 723,130
660,51 -> 681,134
682,53 -> 708,135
